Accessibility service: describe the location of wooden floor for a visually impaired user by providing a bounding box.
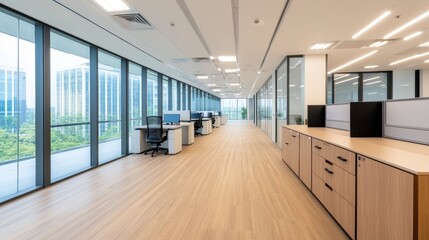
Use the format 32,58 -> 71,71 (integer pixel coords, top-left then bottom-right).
0,121 -> 348,240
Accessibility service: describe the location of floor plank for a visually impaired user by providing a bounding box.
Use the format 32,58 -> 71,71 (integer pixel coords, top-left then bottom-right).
0,121 -> 349,240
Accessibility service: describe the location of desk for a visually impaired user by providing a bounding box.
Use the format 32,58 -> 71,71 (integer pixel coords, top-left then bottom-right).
191,118 -> 212,135
220,115 -> 227,125
131,125 -> 182,154
180,121 -> 194,145
213,116 -> 221,128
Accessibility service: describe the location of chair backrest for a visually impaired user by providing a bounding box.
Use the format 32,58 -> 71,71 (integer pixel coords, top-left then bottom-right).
208,112 -> 213,118
195,113 -> 203,128
146,116 -> 163,142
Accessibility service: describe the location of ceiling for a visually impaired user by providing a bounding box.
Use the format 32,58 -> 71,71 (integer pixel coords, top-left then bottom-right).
2,0 -> 429,98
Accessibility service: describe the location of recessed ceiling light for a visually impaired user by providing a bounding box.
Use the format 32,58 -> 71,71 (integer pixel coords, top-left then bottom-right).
209,56 -> 215,60
220,93 -> 226,96
390,51 -> 429,65
224,68 -> 240,73
310,42 -> 334,50
218,56 -> 236,62
93,0 -> 130,12
424,59 -> 429,63
419,42 -> 429,47
234,93 -> 241,96
328,50 -> 378,74
196,75 -> 209,79
207,84 -> 216,87
364,65 -> 379,69
384,11 -> 429,39
217,68 -> 221,71
229,83 -> 240,86
367,40 -> 390,48
352,11 -> 391,39
213,89 -> 221,92
257,71 -> 261,74
404,31 -> 423,41
335,76 -> 359,85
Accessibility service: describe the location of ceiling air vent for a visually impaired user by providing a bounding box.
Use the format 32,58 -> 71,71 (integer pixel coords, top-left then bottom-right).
191,57 -> 211,63
113,13 -> 154,30
171,58 -> 192,63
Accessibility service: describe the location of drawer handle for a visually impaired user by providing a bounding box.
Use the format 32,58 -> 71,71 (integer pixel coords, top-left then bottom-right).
314,146 -> 322,150
325,160 -> 333,165
337,156 -> 347,162
325,183 -> 333,191
324,168 -> 334,174
292,135 -> 296,138
285,142 -> 289,145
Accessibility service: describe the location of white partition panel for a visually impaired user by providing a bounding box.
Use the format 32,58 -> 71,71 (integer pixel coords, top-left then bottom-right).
325,104 -> 350,131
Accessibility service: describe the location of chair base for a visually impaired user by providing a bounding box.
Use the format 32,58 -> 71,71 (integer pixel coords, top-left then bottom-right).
142,146 -> 168,157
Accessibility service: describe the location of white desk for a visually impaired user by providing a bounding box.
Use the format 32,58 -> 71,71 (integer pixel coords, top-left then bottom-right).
180,122 -> 194,145
201,118 -> 212,135
220,115 -> 227,125
131,125 -> 182,154
213,116 -> 221,128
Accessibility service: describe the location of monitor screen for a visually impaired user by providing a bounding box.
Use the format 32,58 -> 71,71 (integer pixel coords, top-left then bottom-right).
191,112 -> 201,119
208,112 -> 213,118
218,111 -> 222,116
164,114 -> 180,124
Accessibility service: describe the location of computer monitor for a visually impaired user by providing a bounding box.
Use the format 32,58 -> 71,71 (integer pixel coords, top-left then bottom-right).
164,113 -> 180,124
208,112 -> 213,118
191,112 -> 201,120
218,111 -> 222,116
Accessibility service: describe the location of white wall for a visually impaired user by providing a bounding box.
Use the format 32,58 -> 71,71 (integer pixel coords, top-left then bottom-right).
393,70 -> 415,99
304,55 -> 327,121
421,69 -> 429,97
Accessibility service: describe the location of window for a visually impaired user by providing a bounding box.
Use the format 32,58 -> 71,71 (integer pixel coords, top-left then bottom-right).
129,62 -> 142,151
276,60 -> 287,146
147,70 -> 158,116
163,76 -> 169,111
98,50 -> 122,164
50,31 -> 91,181
0,11 -> 36,199
363,72 -> 387,101
171,79 -> 177,110
334,73 -> 359,104
288,57 -> 304,125
221,99 -> 247,120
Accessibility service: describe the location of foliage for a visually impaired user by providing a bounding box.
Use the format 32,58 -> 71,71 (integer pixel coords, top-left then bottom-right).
241,107 -> 247,120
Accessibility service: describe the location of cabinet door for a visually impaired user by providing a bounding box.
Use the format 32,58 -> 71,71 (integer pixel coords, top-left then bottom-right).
299,135 -> 312,189
357,155 -> 414,240
289,134 -> 300,175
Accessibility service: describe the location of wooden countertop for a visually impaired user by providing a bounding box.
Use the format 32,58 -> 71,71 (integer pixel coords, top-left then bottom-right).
283,125 -> 429,175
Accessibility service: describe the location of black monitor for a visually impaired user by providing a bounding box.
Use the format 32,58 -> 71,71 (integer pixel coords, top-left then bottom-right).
218,111 -> 222,116
164,113 -> 180,124
208,112 -> 213,118
191,112 -> 201,120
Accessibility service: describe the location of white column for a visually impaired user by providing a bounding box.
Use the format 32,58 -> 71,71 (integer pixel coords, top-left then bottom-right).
304,55 -> 327,121
421,69 -> 429,97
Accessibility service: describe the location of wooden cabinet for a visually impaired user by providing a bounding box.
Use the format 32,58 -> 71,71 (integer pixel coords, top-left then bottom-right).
357,155 -> 414,240
282,128 -> 300,176
299,135 -> 312,189
312,141 -> 356,239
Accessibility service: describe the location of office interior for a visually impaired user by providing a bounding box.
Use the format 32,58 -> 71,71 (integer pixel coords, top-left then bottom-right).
1,0 -> 429,239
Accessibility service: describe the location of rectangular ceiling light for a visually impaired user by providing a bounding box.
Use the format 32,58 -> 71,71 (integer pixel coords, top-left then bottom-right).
419,42 -> 429,47
384,11 -> 429,39
425,59 -> 429,63
352,11 -> 391,39
390,51 -> 429,65
196,75 -> 209,79
328,50 -> 378,74
335,76 -> 359,85
207,84 -> 216,87
218,56 -> 236,62
229,83 -> 240,86
93,0 -> 130,12
212,89 -> 221,92
310,42 -> 334,50
224,68 -> 240,73
404,31 -> 423,41
234,93 -> 241,96
364,65 -> 379,69
368,40 -> 390,48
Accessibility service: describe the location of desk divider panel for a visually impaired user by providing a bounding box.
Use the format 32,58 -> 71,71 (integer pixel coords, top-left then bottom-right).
307,105 -> 326,127
350,101 -> 382,137
326,104 -> 350,131
163,110 -> 191,121
384,98 -> 429,145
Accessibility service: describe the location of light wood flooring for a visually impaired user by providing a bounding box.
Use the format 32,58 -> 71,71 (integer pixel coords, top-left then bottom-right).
0,121 -> 348,240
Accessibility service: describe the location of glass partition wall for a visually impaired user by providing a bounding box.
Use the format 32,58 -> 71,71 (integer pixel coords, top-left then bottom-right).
0,6 -> 221,202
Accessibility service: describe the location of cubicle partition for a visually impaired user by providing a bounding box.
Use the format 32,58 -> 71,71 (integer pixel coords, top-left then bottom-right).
163,110 -> 191,121
325,104 -> 350,131
384,98 -> 429,145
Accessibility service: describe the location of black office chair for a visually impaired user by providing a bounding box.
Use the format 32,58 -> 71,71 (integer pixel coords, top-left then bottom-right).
208,112 -> 215,127
194,113 -> 203,136
142,116 -> 168,157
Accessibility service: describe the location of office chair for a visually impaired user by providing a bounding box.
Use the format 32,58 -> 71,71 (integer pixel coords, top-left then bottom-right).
208,112 -> 215,127
194,113 -> 203,136
142,116 -> 168,157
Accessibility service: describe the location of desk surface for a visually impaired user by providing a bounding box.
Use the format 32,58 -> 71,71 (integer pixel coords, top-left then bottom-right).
191,118 -> 210,121
180,122 -> 193,126
135,124 -> 182,130
284,125 -> 429,175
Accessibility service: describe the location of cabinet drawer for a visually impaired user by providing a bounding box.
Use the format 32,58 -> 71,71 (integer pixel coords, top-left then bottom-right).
334,192 -> 355,239
329,145 -> 356,175
312,153 -> 335,187
334,165 -> 355,206
312,139 -> 329,158
312,173 -> 335,214
284,129 -> 299,142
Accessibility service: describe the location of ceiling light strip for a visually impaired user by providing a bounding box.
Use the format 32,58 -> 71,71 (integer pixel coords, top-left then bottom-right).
352,11 -> 391,39
404,31 -> 423,41
384,11 -> 429,39
328,50 -> 378,74
390,51 -> 429,65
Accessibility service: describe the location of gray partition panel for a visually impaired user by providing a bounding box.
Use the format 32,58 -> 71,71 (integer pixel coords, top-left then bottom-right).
325,104 -> 350,131
384,98 -> 429,145
164,110 -> 191,121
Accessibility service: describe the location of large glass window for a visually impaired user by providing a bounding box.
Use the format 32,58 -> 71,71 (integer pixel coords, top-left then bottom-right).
221,99 -> 247,120
147,70 -> 158,116
172,79 -> 177,110
363,72 -> 387,101
276,60 -> 287,147
129,62 -> 142,150
393,70 -> 415,99
288,57 -> 304,125
0,12 -> 36,199
334,73 -> 359,104
98,50 -> 122,164
183,84 -> 189,110
50,31 -> 90,181
162,76 -> 168,111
